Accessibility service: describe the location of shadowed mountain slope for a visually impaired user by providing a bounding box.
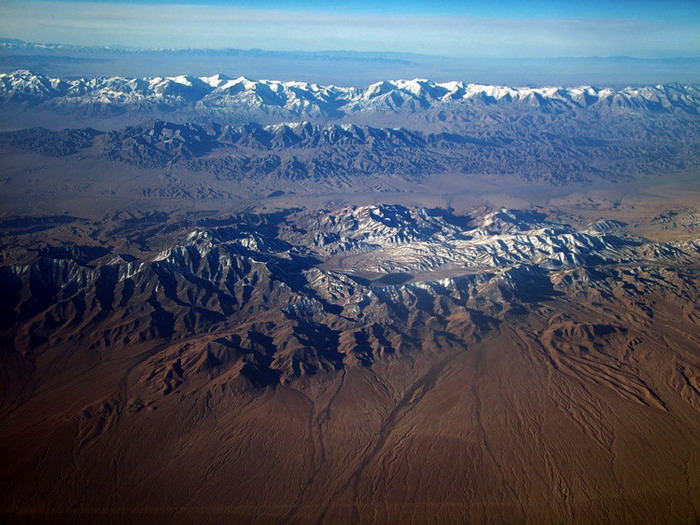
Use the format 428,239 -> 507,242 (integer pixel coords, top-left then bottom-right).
1,205 -> 699,522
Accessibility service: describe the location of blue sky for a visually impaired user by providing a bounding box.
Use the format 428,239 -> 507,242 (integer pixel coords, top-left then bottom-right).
1,1 -> 699,57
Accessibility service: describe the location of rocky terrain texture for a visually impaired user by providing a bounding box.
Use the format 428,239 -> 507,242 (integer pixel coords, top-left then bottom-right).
1,204 -> 699,523
0,117 -> 700,191
2,71 -> 699,188
2,118 -> 699,185
3,70 -> 699,118
1,70 -> 700,523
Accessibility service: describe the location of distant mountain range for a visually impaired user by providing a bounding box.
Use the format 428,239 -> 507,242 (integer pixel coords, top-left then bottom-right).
2,70 -> 699,118
2,71 -> 699,184
3,119 -> 699,184
3,38 -> 699,64
4,38 -> 700,86
0,39 -> 417,64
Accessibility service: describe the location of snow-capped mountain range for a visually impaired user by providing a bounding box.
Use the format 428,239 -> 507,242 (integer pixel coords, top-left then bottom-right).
2,70 -> 699,118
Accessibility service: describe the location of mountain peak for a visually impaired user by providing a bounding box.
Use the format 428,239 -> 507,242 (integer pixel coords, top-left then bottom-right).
2,69 -> 698,117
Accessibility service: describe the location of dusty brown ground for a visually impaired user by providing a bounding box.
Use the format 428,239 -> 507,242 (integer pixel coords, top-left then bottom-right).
1,168 -> 699,524
2,288 -> 699,524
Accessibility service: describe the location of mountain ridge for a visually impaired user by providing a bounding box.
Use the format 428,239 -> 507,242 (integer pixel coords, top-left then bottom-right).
2,70 -> 699,116
3,119 -> 699,184
2,202 -> 699,523
3,38 -> 700,63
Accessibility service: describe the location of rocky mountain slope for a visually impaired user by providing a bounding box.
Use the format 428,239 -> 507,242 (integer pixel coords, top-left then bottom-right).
3,72 -> 698,187
3,70 -> 699,118
3,119 -> 699,184
1,204 -> 699,522
2,68 -> 700,523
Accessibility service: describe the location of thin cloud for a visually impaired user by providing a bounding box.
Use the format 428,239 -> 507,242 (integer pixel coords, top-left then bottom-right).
1,1 -> 698,57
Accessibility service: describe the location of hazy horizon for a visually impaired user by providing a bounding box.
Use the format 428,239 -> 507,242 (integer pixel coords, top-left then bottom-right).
3,37 -> 700,87
5,36 -> 700,61
1,1 -> 699,59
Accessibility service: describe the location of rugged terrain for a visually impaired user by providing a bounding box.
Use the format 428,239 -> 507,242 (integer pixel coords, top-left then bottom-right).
1,72 -> 700,524
3,70 -> 700,119
1,202 -> 699,523
1,71 -> 699,198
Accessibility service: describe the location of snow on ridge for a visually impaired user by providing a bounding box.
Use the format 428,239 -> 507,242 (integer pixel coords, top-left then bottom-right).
1,70 -> 698,114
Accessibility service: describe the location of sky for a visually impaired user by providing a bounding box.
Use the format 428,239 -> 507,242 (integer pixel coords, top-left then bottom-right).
1,0 -> 699,58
